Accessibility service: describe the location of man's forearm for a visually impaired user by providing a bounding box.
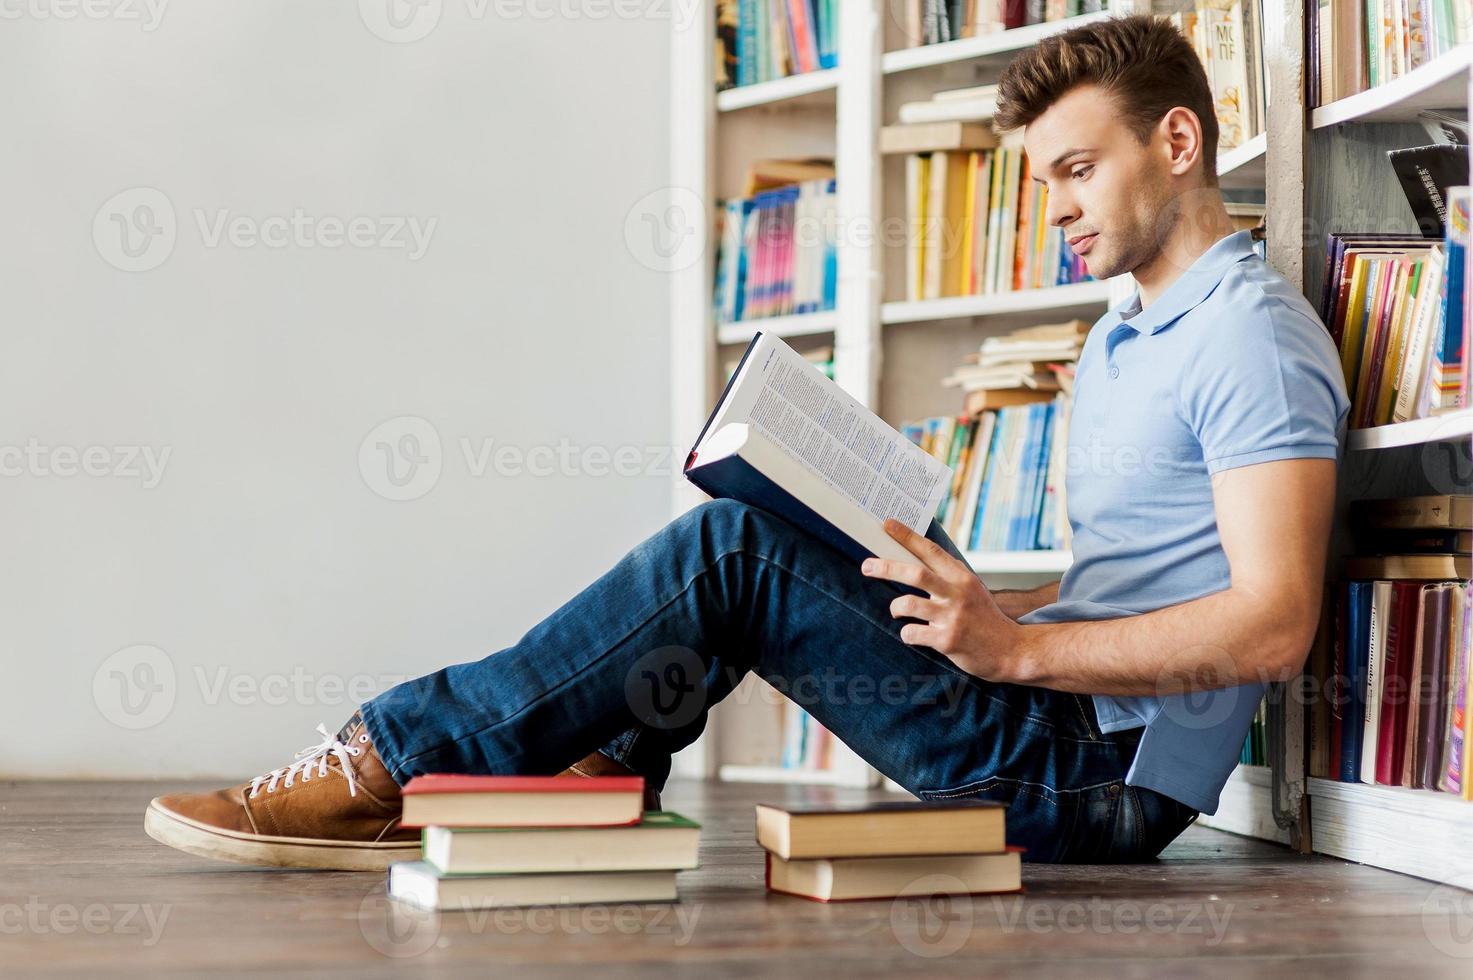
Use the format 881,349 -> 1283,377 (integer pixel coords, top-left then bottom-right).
991,580 -> 1060,621
1009,585 -> 1319,697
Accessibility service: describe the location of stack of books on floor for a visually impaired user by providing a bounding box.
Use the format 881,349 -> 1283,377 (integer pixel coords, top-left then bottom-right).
891,0 -> 1108,49
756,800 -> 1021,902
1308,494 -> 1473,796
1166,0 -> 1268,150
1309,0 -> 1470,107
891,123 -> 1092,301
715,159 -> 838,326
903,318 -> 1088,552
386,775 -> 701,910
714,0 -> 838,91
1320,185 -> 1469,427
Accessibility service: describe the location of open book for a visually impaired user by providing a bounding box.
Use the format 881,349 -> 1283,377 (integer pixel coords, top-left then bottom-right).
684,333 -> 953,564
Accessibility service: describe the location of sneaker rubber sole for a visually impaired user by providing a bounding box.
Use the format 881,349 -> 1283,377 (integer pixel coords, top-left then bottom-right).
144,798 -> 420,871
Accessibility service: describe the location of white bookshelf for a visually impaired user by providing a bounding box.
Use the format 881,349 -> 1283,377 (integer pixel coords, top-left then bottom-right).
879,10 -> 1116,75
964,549 -> 1073,574
881,279 -> 1114,326
716,309 -> 837,345
716,68 -> 839,112
1219,26 -> 1473,889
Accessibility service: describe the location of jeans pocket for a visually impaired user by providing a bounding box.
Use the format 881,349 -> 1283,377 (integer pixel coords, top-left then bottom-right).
1059,780 -> 1125,863
917,776 -> 1076,864
1125,786 -> 1200,859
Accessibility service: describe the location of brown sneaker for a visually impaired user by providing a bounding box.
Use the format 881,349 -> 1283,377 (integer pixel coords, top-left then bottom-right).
143,712 -> 419,871
557,750 -> 663,812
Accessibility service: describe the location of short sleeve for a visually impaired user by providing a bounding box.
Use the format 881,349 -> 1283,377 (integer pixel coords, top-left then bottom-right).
1182,288 -> 1351,475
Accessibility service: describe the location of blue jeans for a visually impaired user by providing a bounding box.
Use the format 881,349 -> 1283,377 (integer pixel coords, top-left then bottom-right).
363,499 -> 1199,863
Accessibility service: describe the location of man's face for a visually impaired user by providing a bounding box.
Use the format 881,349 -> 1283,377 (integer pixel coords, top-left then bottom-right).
1022,84 -> 1179,281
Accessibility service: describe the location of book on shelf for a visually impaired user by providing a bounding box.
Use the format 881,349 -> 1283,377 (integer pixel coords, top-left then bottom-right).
1168,0 -> 1268,150
880,120 -> 998,155
901,136 -> 1092,302
389,777 -> 700,911
1388,144 -> 1469,239
904,319 -> 1086,552
714,175 -> 838,326
895,0 -> 1108,49
717,0 -> 838,91
756,800 -> 1020,901
685,332 -> 953,565
1310,494 -> 1472,797
1318,188 -> 1469,428
896,84 -> 1000,125
1310,0 -> 1470,107
399,774 -> 645,828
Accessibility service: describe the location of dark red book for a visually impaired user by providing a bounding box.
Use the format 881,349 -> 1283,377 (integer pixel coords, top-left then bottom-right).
400,774 -> 645,828
1375,582 -> 1424,784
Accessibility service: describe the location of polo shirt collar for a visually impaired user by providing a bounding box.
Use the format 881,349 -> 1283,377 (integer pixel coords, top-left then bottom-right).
1113,230 -> 1257,336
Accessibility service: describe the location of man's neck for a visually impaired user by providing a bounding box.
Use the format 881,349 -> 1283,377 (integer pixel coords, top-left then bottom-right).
1130,198 -> 1238,310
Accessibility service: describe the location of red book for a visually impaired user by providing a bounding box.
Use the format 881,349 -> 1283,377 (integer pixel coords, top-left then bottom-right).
400,774 -> 645,829
1375,582 -> 1424,784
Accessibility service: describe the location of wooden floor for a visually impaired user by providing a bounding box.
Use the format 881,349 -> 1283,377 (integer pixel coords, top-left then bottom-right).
3,779 -> 1470,978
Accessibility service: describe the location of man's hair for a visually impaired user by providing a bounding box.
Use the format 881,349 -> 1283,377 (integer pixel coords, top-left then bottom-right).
993,14 -> 1220,186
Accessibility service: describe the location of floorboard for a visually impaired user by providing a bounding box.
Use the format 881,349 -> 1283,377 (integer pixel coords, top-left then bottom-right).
2,779 -> 1470,977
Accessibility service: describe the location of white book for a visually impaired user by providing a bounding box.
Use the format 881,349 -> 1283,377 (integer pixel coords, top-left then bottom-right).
685,333 -> 953,565
1361,580 -> 1393,784
388,862 -> 677,911
898,96 -> 1000,125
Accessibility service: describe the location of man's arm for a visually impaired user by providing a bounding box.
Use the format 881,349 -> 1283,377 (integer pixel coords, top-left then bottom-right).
992,581 -> 1060,621
864,456 -> 1337,696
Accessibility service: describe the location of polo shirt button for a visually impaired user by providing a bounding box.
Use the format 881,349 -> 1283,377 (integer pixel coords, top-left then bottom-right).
1109,366 -> 1119,379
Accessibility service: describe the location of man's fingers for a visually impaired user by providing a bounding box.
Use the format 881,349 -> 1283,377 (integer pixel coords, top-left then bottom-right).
890,594 -> 940,621
884,519 -> 966,578
899,622 -> 942,648
861,557 -> 939,592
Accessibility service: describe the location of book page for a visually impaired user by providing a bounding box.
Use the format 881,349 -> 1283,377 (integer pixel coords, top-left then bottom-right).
699,334 -> 952,532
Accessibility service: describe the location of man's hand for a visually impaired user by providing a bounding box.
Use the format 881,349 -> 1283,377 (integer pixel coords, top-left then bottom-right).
861,518 -> 1027,682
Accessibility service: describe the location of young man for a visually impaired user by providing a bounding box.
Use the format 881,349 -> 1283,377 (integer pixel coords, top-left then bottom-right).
145,15 -> 1350,869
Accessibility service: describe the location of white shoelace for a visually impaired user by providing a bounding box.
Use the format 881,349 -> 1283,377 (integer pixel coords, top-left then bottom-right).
247,723 -> 365,799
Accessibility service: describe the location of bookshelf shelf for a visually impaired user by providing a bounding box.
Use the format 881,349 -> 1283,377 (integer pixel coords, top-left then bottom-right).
716,764 -> 873,787
1347,408 -> 1473,451
716,69 -> 840,112
880,11 -> 1114,75
881,279 -> 1114,326
716,310 -> 838,345
1216,132 -> 1266,190
964,549 -> 1072,574
1310,43 -> 1472,130
1306,778 -> 1473,889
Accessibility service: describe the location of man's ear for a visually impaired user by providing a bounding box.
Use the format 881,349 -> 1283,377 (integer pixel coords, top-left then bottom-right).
1160,106 -> 1205,180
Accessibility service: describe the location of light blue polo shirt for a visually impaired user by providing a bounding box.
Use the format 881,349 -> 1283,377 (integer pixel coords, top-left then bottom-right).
1017,230 -> 1351,814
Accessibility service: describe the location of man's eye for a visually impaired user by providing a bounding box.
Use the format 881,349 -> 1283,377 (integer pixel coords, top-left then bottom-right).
1070,166 -> 1093,180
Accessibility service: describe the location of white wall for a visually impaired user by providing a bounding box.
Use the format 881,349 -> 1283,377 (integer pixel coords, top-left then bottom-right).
0,1 -> 673,777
